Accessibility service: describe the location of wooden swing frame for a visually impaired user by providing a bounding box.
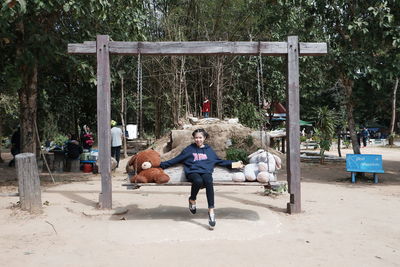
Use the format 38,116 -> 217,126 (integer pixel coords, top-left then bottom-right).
68,35 -> 327,214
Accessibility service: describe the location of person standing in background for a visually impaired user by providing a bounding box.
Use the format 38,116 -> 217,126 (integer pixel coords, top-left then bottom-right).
65,134 -> 83,160
202,96 -> 211,118
111,120 -> 123,167
8,126 -> 20,167
361,127 -> 370,147
81,125 -> 94,150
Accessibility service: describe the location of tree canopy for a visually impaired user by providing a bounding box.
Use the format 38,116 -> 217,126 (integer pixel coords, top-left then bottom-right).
1,0 -> 399,153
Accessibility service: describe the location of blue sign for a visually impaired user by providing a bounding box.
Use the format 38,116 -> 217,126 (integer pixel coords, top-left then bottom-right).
346,154 -> 384,173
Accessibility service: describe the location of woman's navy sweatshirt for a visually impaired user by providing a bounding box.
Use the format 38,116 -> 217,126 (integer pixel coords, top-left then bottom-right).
160,143 -> 232,175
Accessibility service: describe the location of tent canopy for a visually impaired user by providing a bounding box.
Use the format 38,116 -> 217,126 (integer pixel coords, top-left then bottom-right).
271,118 -> 313,126
300,120 -> 313,126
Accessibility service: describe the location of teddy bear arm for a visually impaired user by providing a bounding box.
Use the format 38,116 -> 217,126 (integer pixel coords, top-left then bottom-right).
154,168 -> 170,184
130,174 -> 150,183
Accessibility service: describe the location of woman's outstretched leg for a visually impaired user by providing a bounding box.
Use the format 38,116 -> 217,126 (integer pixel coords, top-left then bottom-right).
201,173 -> 214,209
187,173 -> 204,201
201,173 -> 216,228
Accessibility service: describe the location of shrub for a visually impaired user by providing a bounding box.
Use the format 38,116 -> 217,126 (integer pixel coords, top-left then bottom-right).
314,106 -> 337,163
226,147 -> 249,163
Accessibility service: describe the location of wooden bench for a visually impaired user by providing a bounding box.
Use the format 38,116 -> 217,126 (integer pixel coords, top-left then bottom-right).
301,141 -> 318,150
122,181 -> 287,191
123,166 -> 287,194
346,154 -> 384,183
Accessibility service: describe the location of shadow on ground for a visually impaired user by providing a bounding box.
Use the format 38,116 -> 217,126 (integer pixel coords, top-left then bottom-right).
109,204 -> 261,230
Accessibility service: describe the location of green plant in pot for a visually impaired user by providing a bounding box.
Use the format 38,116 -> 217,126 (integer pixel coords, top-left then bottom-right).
52,134 -> 68,151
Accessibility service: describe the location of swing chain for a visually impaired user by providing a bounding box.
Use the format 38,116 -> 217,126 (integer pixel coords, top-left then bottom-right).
257,41 -> 262,108
257,41 -> 266,149
136,51 -> 143,138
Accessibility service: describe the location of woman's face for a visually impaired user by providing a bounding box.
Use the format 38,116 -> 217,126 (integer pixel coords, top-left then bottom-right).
193,132 -> 205,147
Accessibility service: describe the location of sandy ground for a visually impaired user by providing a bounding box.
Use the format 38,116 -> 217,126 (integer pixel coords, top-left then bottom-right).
0,145 -> 399,267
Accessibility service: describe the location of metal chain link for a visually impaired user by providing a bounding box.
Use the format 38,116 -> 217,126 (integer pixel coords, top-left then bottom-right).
136,53 -> 143,138
136,54 -> 140,135
257,42 -> 266,148
139,55 -> 143,138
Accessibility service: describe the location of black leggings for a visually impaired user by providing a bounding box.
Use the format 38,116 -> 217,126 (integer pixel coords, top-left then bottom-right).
111,146 -> 121,166
187,173 -> 214,209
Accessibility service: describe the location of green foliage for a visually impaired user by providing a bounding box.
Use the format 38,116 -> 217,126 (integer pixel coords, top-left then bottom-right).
227,135 -> 258,163
237,102 -> 262,129
343,140 -> 351,149
226,147 -> 248,163
1,0 -> 399,147
313,106 -> 337,163
52,134 -> 68,148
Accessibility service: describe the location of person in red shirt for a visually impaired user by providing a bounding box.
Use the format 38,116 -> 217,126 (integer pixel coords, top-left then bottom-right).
202,96 -> 211,118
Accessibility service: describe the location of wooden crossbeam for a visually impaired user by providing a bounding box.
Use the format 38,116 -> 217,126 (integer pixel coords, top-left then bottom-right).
68,41 -> 327,56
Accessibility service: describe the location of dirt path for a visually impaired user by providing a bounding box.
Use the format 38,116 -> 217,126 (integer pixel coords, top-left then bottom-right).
0,146 -> 399,267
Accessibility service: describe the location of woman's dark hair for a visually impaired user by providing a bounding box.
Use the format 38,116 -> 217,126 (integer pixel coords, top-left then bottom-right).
192,128 -> 209,139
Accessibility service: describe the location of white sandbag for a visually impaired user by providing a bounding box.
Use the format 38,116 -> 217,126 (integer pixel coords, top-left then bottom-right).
232,172 -> 246,182
257,152 -> 276,173
273,154 -> 282,170
244,163 -> 258,181
257,171 -> 276,183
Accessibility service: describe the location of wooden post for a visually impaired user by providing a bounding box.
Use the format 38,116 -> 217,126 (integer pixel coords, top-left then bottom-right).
286,36 -> 301,214
15,153 -> 42,213
97,35 -> 112,209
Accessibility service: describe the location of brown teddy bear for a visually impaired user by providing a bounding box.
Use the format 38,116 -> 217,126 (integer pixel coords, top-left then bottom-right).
126,150 -> 170,184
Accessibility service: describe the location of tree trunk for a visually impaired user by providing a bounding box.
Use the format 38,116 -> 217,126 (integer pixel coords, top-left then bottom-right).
154,96 -> 162,139
0,113 -> 3,163
341,76 -> 360,154
389,77 -> 398,146
15,19 -> 37,154
18,62 -> 38,154
171,56 -> 180,127
216,56 -> 224,119
181,57 -> 190,117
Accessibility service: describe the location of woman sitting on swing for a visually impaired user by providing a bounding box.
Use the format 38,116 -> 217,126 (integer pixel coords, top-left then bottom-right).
160,128 -> 242,229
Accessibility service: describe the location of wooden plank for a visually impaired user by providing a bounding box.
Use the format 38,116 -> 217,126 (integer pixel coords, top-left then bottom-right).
68,42 -> 96,54
286,36 -> 301,214
299,42 -> 328,55
15,153 -> 42,213
122,181 -> 286,187
68,41 -> 326,56
109,41 -> 287,55
97,35 -> 112,209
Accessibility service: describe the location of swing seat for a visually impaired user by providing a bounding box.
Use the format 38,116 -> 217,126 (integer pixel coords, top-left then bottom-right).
122,180 -> 286,190
124,164 -> 284,189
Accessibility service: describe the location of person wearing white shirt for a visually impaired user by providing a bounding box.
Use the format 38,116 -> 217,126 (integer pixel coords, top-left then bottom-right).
111,120 -> 123,167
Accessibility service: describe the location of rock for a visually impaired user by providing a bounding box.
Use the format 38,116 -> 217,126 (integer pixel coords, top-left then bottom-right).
225,118 -> 239,124
113,207 -> 128,215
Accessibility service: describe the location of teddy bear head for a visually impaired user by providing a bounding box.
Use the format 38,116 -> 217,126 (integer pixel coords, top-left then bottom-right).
126,149 -> 161,174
